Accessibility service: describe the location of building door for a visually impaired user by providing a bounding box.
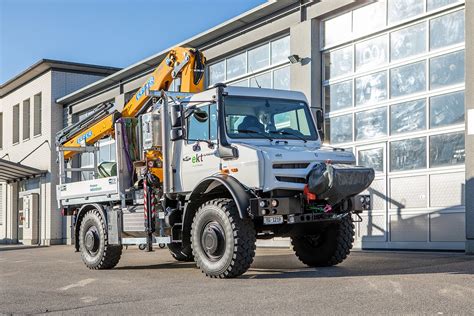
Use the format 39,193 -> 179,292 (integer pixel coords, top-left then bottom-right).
17,197 -> 24,242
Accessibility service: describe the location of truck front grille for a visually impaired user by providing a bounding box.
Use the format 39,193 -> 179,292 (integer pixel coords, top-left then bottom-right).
273,163 -> 310,169
275,176 -> 306,184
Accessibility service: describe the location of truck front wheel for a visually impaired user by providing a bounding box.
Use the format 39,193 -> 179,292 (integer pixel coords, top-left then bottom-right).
78,208 -> 122,269
291,215 -> 354,267
191,198 -> 256,278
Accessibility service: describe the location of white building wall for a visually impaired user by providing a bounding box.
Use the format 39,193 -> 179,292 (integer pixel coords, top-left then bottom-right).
0,70 -> 106,245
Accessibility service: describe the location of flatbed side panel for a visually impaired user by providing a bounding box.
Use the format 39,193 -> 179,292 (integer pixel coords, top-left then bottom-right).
57,176 -> 119,200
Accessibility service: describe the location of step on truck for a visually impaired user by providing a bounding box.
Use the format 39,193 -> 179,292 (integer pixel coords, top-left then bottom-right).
56,47 -> 374,278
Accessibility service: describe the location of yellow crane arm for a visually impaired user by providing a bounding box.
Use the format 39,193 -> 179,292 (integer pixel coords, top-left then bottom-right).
61,47 -> 205,160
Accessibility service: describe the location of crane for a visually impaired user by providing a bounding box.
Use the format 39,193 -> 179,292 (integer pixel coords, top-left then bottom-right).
56,47 -> 205,159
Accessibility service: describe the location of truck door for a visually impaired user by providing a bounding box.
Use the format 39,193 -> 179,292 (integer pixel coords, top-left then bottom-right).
180,103 -> 221,192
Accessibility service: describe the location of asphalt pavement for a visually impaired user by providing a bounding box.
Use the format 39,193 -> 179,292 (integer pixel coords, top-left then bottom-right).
1,245 -> 474,315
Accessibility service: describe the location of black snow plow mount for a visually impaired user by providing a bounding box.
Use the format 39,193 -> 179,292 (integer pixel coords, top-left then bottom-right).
307,163 -> 375,205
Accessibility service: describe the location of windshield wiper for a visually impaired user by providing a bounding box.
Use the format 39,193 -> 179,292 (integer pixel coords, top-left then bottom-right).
270,130 -> 307,143
238,129 -> 273,141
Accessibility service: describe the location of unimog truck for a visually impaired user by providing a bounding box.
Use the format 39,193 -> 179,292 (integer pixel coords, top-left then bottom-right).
56,47 -> 374,278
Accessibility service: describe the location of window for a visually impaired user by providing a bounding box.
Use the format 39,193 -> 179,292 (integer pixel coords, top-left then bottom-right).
250,72 -> 271,89
390,99 -> 426,135
324,12 -> 352,47
13,104 -> 19,144
23,99 -> 30,140
226,53 -> 246,80
324,80 -> 352,113
428,0 -> 460,11
33,93 -> 42,136
0,113 -> 3,149
429,50 -> 464,89
390,23 -> 426,61
430,10 -> 464,50
209,61 -> 225,86
329,114 -> 352,144
353,1 -> 386,36
429,132 -> 465,167
355,71 -> 387,106
229,79 -> 248,87
358,147 -> 384,172
390,137 -> 426,171
187,104 -> 217,141
355,108 -> 387,141
248,43 -> 269,72
429,91 -> 464,128
273,66 -> 290,90
271,36 -> 290,64
224,97 -> 317,140
324,46 -> 353,79
390,61 -> 426,98
356,35 -> 388,72
388,0 -> 424,24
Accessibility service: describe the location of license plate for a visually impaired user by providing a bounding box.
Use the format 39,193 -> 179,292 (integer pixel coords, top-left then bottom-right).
263,215 -> 284,225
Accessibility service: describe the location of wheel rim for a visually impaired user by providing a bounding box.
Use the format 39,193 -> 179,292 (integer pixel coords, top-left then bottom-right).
201,221 -> 226,261
84,225 -> 100,256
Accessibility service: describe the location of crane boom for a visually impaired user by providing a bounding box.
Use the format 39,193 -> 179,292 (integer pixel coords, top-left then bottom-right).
59,47 -> 205,159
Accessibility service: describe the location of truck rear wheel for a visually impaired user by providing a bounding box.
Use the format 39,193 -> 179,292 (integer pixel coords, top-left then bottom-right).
291,215 -> 354,267
191,198 -> 256,278
78,208 -> 122,269
168,243 -> 194,262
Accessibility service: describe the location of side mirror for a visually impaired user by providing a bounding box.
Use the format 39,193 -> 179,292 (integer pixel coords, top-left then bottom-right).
315,109 -> 325,141
193,108 -> 209,123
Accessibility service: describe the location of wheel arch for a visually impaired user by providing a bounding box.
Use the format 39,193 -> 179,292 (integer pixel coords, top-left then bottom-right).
181,175 -> 254,248
74,203 -> 107,252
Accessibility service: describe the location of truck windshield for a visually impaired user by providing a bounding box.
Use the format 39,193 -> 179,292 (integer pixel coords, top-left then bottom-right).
224,96 -> 318,141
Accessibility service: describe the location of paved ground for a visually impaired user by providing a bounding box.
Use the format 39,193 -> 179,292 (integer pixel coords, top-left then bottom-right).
1,246 -> 474,315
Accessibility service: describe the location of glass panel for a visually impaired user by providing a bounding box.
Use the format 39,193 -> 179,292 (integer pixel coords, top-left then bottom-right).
353,1 -> 387,36
273,66 -> 290,90
358,147 -> 384,172
388,0 -> 424,24
429,91 -> 464,128
209,61 -> 225,86
429,50 -> 464,89
324,46 -> 353,79
390,99 -> 426,135
248,43 -> 269,72
188,106 -> 210,140
428,0 -> 460,12
226,53 -> 246,80
229,79 -> 248,87
271,36 -> 290,64
430,10 -> 465,50
390,61 -> 426,98
390,137 -> 426,171
324,80 -> 353,112
390,22 -> 426,61
209,105 -> 218,141
324,12 -> 352,47
355,108 -> 387,140
250,72 -> 272,89
430,132 -> 465,167
355,71 -> 387,106
329,114 -> 353,144
99,144 -> 111,163
356,35 -> 388,72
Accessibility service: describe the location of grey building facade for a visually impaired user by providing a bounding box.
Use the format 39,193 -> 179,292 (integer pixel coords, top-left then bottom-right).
0,60 -> 119,245
56,0 -> 472,251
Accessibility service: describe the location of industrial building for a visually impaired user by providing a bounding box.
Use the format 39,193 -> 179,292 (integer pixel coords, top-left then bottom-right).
1,0 -> 473,251
0,60 -> 119,244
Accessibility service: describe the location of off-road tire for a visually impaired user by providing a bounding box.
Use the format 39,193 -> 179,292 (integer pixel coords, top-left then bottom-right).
191,198 -> 256,278
291,215 -> 354,267
78,208 -> 122,269
168,243 -> 194,262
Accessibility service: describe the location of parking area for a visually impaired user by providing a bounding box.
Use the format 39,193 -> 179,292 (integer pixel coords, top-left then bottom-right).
1,245 -> 474,314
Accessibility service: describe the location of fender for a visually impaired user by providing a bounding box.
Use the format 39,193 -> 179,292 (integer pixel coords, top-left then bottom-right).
74,203 -> 107,252
184,175 -> 253,221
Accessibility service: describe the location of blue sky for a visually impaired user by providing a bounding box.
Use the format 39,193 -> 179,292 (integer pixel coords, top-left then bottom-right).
0,0 -> 266,84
